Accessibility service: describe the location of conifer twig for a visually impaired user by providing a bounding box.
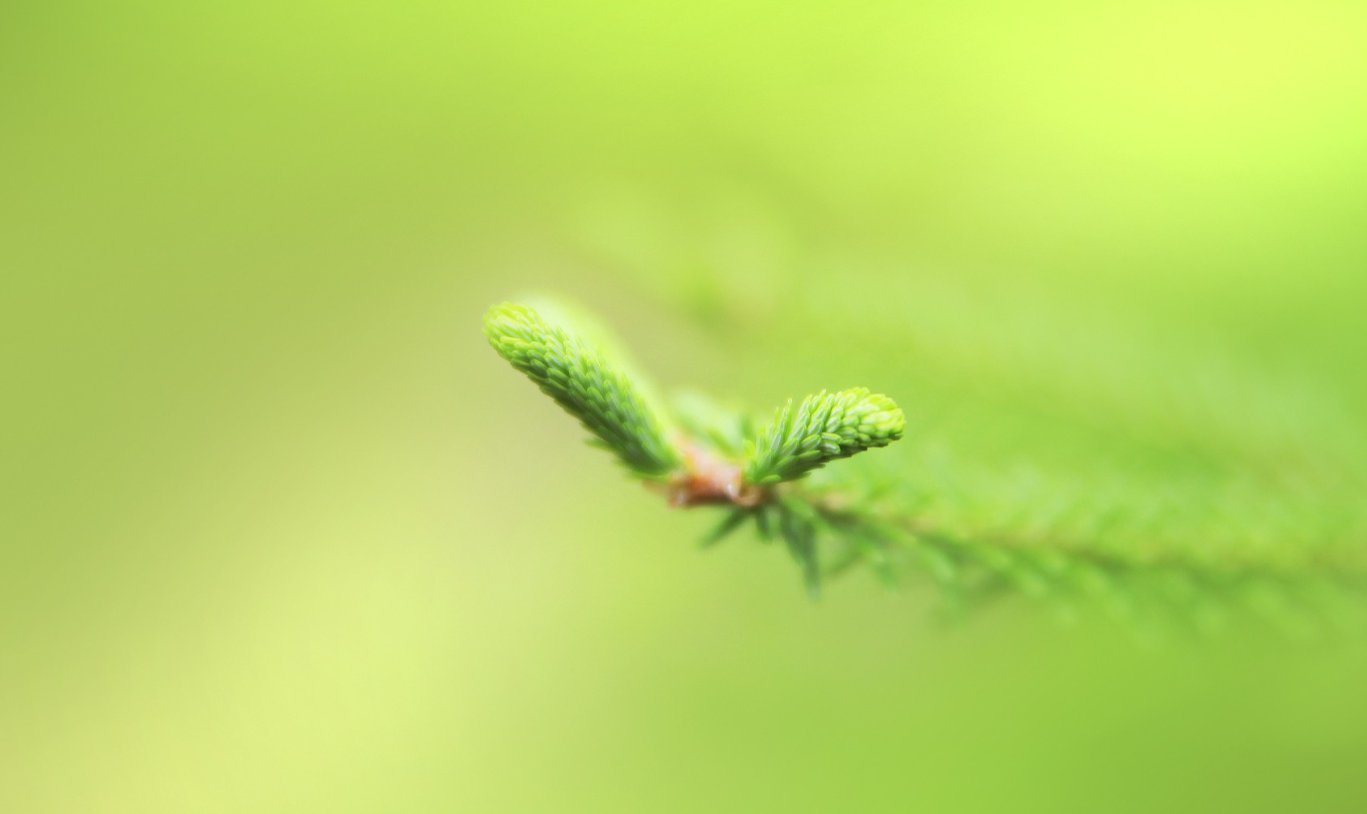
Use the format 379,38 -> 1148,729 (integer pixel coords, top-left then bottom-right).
484,299 -> 1367,633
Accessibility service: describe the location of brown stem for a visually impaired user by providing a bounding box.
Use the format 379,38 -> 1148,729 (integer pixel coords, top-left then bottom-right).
660,439 -> 765,508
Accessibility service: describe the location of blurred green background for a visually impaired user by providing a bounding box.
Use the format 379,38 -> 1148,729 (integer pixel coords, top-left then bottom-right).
5,1 -> 1367,812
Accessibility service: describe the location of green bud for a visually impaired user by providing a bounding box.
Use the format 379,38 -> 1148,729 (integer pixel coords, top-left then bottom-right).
484,302 -> 682,478
744,388 -> 905,486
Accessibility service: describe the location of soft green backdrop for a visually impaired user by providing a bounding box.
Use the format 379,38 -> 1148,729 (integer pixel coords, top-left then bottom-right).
4,2 -> 1367,812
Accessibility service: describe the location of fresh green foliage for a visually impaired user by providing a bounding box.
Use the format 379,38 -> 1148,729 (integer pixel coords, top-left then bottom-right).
486,302 -> 903,492
744,389 -> 905,486
484,303 -> 681,478
486,298 -> 1367,634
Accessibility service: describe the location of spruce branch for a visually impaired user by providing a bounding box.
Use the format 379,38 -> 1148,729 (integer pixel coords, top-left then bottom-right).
485,301 -> 904,505
483,298 -> 1367,633
795,497 -> 1367,636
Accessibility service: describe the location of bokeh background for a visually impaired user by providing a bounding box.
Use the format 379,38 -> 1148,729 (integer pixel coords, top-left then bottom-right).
5,1 -> 1367,812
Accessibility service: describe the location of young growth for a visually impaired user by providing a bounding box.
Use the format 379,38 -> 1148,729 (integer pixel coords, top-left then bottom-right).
484,298 -> 1367,632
